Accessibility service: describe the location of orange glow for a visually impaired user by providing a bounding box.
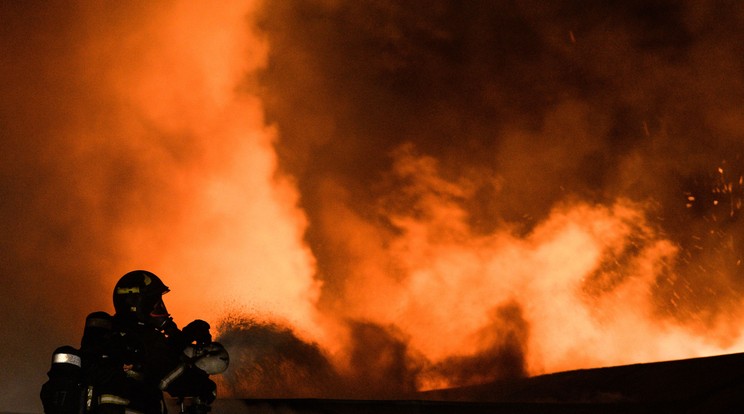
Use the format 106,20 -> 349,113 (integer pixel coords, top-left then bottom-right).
74,0 -> 323,338
10,2 -> 744,411
322,149 -> 744,385
64,0 -> 744,396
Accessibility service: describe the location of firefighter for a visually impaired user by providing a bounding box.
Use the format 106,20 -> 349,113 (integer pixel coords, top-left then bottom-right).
107,270 -> 217,414
42,270 -> 224,414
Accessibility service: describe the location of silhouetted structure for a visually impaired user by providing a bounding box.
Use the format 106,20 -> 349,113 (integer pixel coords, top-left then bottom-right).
212,352 -> 744,413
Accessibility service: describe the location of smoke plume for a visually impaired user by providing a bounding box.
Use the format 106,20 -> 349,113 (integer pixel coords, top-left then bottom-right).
4,1 -> 744,411
250,0 -> 744,388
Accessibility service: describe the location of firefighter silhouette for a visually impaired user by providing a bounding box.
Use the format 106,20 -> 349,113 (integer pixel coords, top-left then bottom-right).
41,270 -> 228,414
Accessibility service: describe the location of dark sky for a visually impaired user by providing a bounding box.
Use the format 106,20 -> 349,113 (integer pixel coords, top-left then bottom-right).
3,1 -> 744,411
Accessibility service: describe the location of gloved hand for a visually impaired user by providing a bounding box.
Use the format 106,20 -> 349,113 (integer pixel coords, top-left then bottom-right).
160,317 -> 180,335
183,319 -> 211,346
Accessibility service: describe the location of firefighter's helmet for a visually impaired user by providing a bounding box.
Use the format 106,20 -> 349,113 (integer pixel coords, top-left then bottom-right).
113,270 -> 170,326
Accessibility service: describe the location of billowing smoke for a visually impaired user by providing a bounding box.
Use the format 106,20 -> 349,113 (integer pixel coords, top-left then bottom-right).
4,1 -> 744,412
251,0 -> 744,386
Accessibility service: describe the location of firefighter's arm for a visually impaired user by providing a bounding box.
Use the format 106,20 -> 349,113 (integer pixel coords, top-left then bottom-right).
182,320 -> 211,346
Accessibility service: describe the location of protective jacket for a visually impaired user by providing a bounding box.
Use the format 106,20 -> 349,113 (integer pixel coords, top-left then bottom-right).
100,315 -> 217,414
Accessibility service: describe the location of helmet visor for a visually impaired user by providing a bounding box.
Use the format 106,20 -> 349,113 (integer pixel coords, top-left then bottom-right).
148,296 -> 169,318
141,295 -> 171,329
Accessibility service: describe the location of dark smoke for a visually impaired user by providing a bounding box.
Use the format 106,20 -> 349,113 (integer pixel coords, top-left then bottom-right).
343,321 -> 422,398
254,0 -> 744,330
216,316 -> 341,398
428,302 -> 529,388
217,313 -> 527,399
216,318 -> 416,399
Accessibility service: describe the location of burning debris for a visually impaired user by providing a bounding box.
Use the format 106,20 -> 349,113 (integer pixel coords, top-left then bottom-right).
685,161 -> 744,219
